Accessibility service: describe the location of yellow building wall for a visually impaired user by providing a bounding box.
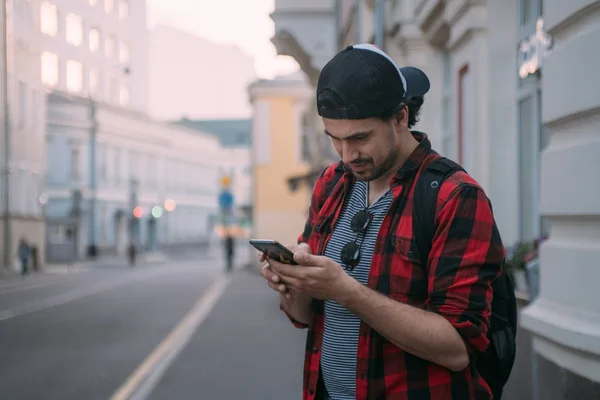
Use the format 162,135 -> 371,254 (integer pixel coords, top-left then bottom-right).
253,95 -> 311,247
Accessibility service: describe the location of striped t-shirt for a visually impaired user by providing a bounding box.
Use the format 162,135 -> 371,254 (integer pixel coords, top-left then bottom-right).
320,180 -> 394,400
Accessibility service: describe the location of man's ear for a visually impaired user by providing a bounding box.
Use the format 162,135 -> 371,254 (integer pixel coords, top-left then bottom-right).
393,106 -> 409,129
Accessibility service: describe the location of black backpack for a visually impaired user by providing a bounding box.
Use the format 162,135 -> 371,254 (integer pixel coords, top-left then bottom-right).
323,157 -> 517,398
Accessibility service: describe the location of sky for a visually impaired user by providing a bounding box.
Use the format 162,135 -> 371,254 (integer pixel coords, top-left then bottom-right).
146,0 -> 300,80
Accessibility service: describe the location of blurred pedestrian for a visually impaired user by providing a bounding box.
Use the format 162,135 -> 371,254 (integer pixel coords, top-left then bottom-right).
224,230 -> 234,272
18,238 -> 30,276
127,239 -> 137,266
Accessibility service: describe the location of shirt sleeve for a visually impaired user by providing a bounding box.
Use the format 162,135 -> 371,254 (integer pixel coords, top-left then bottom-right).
286,168 -> 331,326
426,183 -> 505,356
297,167 -> 332,245
280,303 -> 309,329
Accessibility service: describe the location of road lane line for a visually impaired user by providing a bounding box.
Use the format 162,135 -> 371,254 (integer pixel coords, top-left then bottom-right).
109,272 -> 231,400
0,278 -> 78,295
0,267 -> 192,322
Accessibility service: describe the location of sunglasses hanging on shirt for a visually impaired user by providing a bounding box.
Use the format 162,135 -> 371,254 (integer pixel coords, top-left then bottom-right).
340,184 -> 373,271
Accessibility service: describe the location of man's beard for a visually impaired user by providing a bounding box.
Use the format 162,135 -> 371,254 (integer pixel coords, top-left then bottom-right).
349,147 -> 398,182
354,126 -> 398,181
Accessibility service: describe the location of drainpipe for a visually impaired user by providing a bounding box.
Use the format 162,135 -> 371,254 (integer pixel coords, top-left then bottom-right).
2,0 -> 11,269
334,0 -> 341,50
355,0 -> 362,43
87,97 -> 98,258
375,0 -> 385,49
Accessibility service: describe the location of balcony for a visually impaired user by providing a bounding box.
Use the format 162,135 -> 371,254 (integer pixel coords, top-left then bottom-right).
270,0 -> 338,84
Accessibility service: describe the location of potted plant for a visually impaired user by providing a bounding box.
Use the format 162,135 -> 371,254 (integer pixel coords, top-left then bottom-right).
505,241 -> 533,293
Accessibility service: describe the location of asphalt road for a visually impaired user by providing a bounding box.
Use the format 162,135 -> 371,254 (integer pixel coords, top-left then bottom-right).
147,271 -> 306,400
0,243 -> 306,400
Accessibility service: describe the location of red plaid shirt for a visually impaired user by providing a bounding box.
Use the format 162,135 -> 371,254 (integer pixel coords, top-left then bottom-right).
282,132 -> 505,400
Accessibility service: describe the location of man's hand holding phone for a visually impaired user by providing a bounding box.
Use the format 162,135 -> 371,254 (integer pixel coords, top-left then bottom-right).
260,242 -> 310,296
260,242 -> 313,325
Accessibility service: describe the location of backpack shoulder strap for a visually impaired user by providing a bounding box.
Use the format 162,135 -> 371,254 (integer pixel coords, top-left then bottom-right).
320,161 -> 346,209
412,156 -> 465,267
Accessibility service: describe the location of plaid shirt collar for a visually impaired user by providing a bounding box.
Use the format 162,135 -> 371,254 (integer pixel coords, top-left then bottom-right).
394,130 -> 431,177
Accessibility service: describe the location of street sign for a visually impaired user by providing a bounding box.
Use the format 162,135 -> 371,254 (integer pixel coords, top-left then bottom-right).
218,191 -> 234,210
220,175 -> 232,188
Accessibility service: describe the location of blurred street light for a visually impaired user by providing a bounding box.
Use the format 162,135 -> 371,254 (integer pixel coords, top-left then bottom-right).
133,206 -> 143,219
151,206 -> 163,219
164,199 -> 176,212
38,192 -> 48,205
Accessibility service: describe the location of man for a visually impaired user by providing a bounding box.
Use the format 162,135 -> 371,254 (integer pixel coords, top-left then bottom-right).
224,230 -> 235,272
260,44 -> 505,399
18,238 -> 30,276
127,238 -> 137,267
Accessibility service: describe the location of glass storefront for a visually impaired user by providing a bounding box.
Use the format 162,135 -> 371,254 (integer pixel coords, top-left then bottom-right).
517,0 -> 549,242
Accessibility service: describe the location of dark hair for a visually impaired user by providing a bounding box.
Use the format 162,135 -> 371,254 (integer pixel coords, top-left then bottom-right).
380,96 -> 424,129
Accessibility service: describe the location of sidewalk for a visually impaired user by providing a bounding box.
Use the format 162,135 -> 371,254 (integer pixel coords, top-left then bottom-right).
0,250 -> 175,281
503,298 -> 534,400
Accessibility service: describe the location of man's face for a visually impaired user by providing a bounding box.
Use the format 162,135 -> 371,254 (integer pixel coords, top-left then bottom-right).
323,116 -> 401,182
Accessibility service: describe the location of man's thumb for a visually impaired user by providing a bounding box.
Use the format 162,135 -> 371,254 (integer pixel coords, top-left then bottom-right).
294,251 -> 315,265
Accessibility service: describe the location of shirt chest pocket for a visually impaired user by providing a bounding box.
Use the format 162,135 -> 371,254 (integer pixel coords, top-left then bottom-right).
389,234 -> 429,305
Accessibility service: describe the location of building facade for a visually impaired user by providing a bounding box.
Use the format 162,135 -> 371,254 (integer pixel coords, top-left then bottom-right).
45,92 -> 222,262
271,0 -> 600,397
39,0 -> 148,112
247,72 -> 313,251
519,0 -> 600,397
175,118 -> 253,235
1,0 -> 46,270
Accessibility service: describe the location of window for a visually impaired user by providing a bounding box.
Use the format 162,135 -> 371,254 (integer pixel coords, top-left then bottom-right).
16,168 -> 26,214
41,52 -> 59,87
520,0 -> 530,25
105,0 -> 114,13
65,13 -> 83,46
100,145 -> 107,182
32,90 -> 40,130
107,77 -> 117,103
100,203 -> 107,244
66,60 -> 83,93
441,51 -> 454,158
147,156 -> 156,186
457,64 -> 475,172
114,148 -> 121,184
119,42 -> 129,64
129,150 -> 139,179
90,0 -> 98,5
89,28 -> 100,52
89,68 -> 100,96
119,0 -> 128,19
105,35 -> 115,57
119,83 -> 130,106
32,173 -> 41,215
71,145 -> 81,180
41,2 -> 58,36
18,81 -> 27,128
518,96 -> 535,241
300,111 -> 311,162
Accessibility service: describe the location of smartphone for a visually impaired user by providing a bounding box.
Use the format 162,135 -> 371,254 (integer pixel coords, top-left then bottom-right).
249,239 -> 298,265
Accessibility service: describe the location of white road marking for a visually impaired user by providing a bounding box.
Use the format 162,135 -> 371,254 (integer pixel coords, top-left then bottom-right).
0,278 -> 78,295
109,272 -> 231,400
0,267 -> 194,322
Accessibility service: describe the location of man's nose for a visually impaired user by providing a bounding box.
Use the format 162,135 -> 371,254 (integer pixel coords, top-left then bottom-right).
341,142 -> 357,164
